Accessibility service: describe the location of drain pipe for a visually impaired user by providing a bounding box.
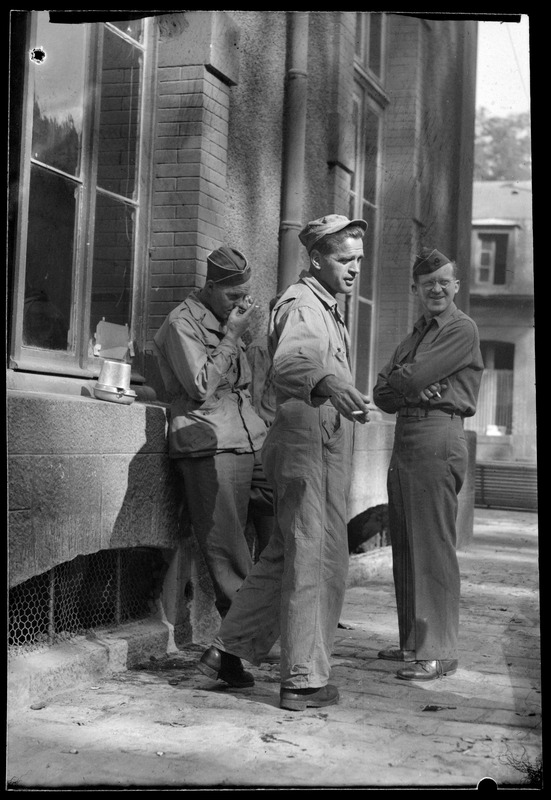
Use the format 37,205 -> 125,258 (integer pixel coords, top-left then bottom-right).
277,12 -> 309,292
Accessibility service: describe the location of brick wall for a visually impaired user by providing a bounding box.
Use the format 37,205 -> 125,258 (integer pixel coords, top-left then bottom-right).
148,65 -> 231,343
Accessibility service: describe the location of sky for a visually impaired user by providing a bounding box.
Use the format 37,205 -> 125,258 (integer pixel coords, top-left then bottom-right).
476,15 -> 531,117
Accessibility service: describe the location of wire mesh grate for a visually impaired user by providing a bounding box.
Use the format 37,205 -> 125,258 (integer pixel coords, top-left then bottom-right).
9,547 -> 167,657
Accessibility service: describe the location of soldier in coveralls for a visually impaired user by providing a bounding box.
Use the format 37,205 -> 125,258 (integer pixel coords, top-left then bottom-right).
198,215 -> 371,710
373,247 -> 484,681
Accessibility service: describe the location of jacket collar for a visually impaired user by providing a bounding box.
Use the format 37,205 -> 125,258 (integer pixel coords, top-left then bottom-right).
180,289 -> 226,333
299,271 -> 345,322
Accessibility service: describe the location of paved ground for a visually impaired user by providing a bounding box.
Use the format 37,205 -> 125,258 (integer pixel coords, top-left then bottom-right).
6,508 -> 541,790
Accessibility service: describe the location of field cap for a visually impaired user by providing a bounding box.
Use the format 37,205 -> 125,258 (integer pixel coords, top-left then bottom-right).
298,214 -> 367,253
412,247 -> 451,277
207,246 -> 251,286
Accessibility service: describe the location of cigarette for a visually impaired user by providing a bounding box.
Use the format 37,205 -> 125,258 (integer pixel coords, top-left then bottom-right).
351,410 -> 366,416
434,391 -> 441,398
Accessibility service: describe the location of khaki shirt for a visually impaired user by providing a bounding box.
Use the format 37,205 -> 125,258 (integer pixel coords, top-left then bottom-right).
373,302 -> 484,417
153,290 -> 268,457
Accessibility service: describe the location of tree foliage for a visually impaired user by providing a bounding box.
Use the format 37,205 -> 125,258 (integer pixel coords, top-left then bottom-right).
474,109 -> 531,181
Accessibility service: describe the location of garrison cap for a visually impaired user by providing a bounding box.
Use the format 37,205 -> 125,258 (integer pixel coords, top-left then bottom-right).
206,246 -> 251,286
412,247 -> 451,277
298,214 -> 367,253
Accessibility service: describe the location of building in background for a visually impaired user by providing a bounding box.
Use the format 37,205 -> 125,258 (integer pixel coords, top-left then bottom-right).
467,180 -> 534,460
466,179 -> 536,510
8,11 -> 478,671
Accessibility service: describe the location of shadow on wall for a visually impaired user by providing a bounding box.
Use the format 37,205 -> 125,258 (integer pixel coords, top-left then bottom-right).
102,405 -> 192,644
107,407 -> 180,552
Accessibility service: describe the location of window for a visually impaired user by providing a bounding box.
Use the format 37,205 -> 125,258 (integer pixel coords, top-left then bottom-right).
465,341 -> 514,435
474,231 -> 509,286
348,96 -> 381,394
9,12 -> 154,378
355,12 -> 384,81
348,13 -> 387,395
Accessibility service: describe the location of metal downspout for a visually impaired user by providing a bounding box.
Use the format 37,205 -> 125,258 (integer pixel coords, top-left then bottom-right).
277,12 -> 309,292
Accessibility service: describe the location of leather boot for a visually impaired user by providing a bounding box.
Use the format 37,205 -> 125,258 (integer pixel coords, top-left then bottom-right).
280,684 -> 339,711
396,659 -> 458,681
198,646 -> 255,688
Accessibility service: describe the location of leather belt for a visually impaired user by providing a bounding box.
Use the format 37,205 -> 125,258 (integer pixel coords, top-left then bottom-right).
398,407 -> 463,419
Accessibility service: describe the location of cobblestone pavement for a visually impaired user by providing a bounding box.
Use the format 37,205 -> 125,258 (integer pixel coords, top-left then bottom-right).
6,508 -> 540,790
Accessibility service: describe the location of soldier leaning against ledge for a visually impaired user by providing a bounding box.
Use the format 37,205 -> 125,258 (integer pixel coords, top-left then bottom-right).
153,247 -> 274,689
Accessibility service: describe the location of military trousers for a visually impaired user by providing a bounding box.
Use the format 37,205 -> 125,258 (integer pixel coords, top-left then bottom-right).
175,450 -> 273,618
387,414 -> 468,660
214,402 -> 353,689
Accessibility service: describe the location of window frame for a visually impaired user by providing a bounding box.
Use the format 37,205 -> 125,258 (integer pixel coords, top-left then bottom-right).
346,13 -> 389,395
477,236 -> 497,284
464,340 -> 514,435
8,13 -> 156,380
347,58 -> 388,395
354,11 -> 386,88
472,226 -> 515,288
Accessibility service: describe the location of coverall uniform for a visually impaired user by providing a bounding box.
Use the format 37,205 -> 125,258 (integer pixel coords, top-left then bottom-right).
213,272 -> 355,689
373,301 -> 483,661
246,335 -> 277,426
153,290 -> 271,617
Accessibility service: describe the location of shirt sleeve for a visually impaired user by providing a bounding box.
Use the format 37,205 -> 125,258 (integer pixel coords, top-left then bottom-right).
387,317 -> 478,398
163,317 -> 239,401
373,347 -> 404,413
246,340 -> 271,410
271,304 -> 335,404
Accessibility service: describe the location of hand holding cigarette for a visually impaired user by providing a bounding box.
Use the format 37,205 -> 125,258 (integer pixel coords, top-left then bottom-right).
419,381 -> 447,402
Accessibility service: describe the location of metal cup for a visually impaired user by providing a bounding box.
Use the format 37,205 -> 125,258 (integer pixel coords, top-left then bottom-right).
97,359 -> 131,391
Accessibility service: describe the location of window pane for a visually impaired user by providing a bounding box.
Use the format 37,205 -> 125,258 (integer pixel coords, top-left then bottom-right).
354,301 -> 372,395
493,341 -> 514,370
31,12 -> 85,176
359,204 -> 375,299
368,13 -> 383,77
350,99 -> 359,197
23,164 -> 76,350
495,370 -> 513,433
363,108 -> 379,205
494,233 -> 508,285
90,193 -> 135,336
110,18 -> 144,44
97,27 -> 142,198
355,12 -> 364,59
480,252 -> 490,266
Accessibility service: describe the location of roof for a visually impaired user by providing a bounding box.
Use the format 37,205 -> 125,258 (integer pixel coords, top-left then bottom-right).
472,181 -> 532,223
